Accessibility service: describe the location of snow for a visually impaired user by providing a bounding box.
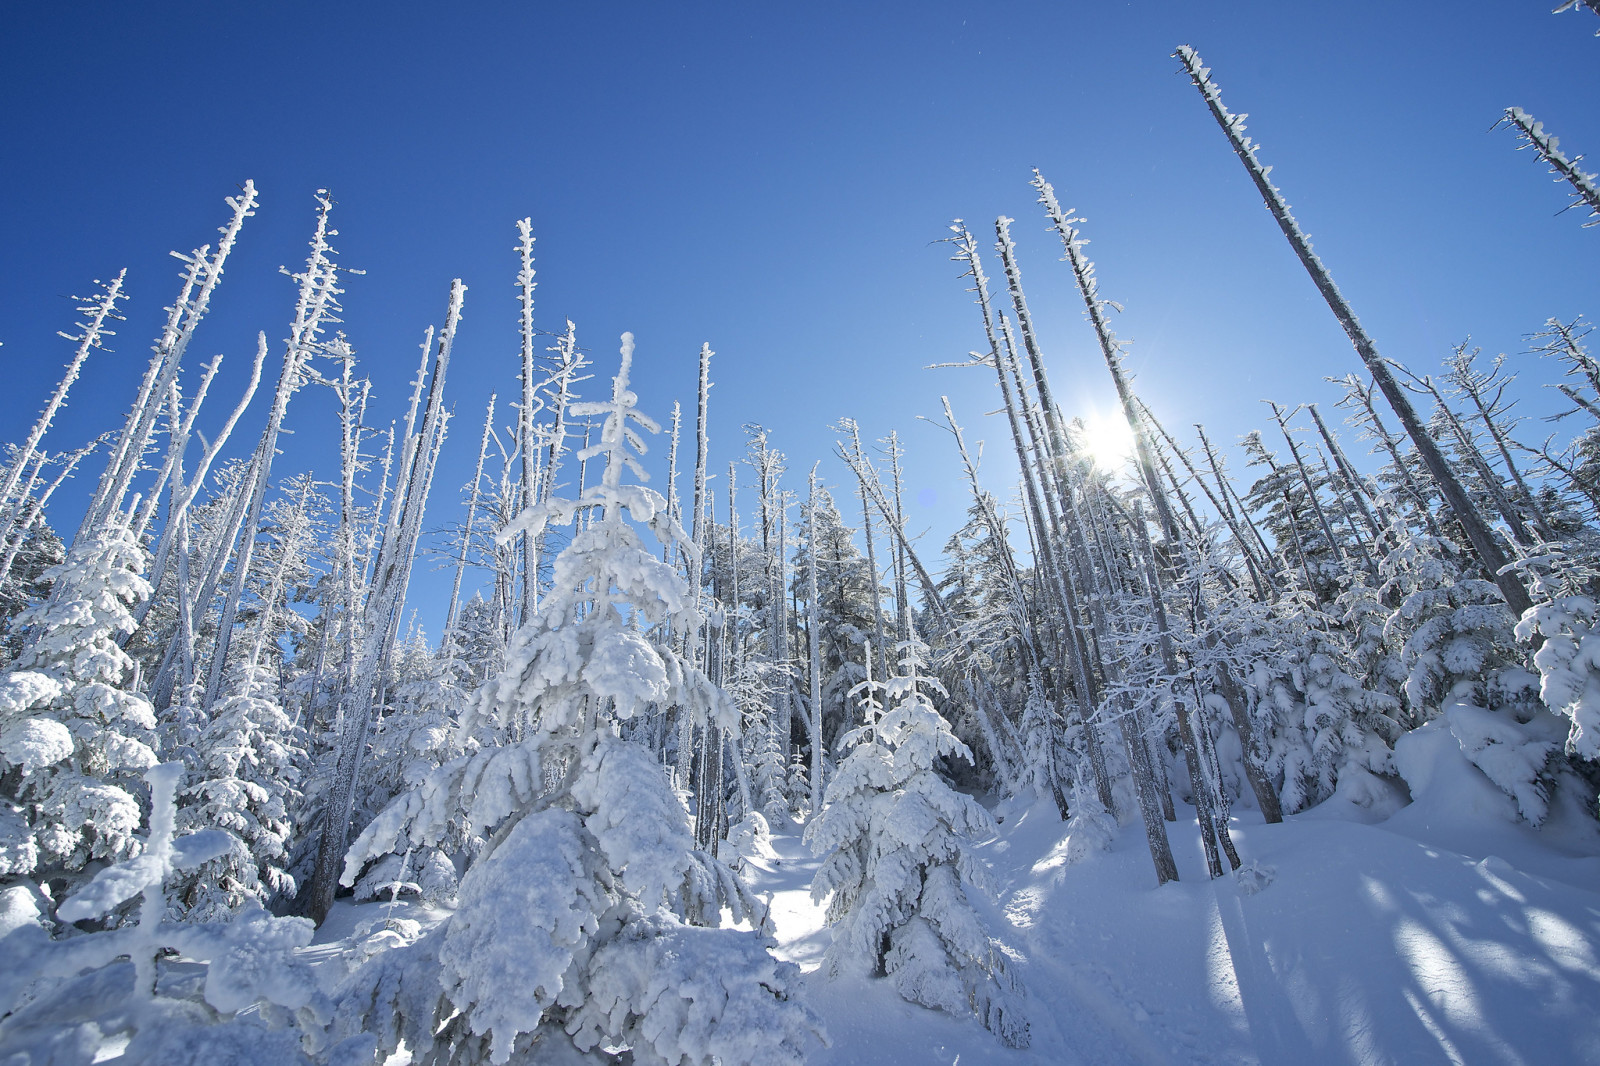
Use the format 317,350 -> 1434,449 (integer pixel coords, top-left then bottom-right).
742,789 -> 1600,1065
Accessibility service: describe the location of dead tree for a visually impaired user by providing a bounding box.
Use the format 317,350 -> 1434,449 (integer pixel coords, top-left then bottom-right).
1176,46 -> 1532,616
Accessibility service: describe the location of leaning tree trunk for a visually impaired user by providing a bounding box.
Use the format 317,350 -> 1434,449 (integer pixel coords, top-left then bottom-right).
1501,107 -> 1600,227
1176,46 -> 1531,617
0,272 -> 126,521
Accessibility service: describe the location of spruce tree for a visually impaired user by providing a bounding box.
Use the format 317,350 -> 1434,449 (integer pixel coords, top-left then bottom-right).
805,637 -> 1028,1048
336,336 -> 822,1066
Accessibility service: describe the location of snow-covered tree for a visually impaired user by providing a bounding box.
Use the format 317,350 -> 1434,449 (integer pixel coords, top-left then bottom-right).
173,662 -> 307,920
336,335 -> 822,1066
0,519 -> 63,668
805,637 -> 1028,1048
1382,524 -> 1558,821
0,519 -> 157,895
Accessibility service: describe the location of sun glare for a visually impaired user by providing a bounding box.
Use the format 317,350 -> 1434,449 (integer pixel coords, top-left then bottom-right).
1076,411 -> 1137,471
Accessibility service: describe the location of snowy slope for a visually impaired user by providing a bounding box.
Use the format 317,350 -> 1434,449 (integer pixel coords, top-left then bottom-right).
749,795 -> 1600,1066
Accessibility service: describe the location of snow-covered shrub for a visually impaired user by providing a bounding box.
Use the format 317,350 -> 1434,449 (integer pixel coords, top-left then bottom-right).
172,662 -> 307,920
805,637 -> 1028,1048
0,520 -> 157,893
334,337 -> 823,1066
1382,526 -> 1556,820
0,762 -> 348,1065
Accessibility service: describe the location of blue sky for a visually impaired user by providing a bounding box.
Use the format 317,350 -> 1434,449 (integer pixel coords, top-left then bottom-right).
2,2 -> 1597,631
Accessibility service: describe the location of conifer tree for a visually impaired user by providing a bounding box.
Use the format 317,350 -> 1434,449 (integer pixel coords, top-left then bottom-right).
806,636 -> 1027,1048
0,517 -> 156,894
337,335 -> 822,1066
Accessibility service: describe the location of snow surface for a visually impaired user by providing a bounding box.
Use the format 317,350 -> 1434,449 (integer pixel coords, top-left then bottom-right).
301,774 -> 1599,1065
742,797 -> 1600,1066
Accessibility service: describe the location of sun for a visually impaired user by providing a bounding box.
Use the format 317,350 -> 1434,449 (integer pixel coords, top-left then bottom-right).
1075,410 -> 1137,471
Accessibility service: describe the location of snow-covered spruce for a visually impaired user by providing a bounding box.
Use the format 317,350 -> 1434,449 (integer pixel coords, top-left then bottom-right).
1382,524 -> 1560,823
336,335 -> 823,1066
0,518 -> 157,894
805,637 -> 1028,1049
172,661 -> 308,920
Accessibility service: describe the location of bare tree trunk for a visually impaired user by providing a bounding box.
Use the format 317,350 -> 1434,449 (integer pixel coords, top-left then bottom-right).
0,272 -> 126,518
1305,403 -> 1387,546
447,395 -> 495,639
1177,46 -> 1531,616
515,220 -> 539,627
1335,374 -> 1444,538
1266,401 -> 1365,573
842,422 -> 888,683
82,184 -> 258,542
138,335 -> 268,620
204,197 -> 342,706
1500,107 -> 1600,226
805,465 -> 825,818
307,280 -> 463,925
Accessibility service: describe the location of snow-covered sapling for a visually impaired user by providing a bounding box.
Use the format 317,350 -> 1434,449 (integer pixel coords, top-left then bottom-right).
805,637 -> 1028,1048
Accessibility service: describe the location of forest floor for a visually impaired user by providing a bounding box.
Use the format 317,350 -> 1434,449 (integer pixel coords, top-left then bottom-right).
311,736 -> 1600,1066
744,772 -> 1600,1066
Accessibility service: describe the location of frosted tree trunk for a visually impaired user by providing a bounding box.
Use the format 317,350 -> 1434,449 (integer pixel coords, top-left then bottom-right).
307,280 -> 463,925
1335,374 -> 1443,538
1306,403 -> 1387,546
1445,351 -> 1558,542
1139,400 -> 1272,600
1413,373 -> 1534,547
1177,46 -> 1531,616
446,394 -> 496,638
530,320 -> 582,611
138,334 -> 267,620
939,396 -> 1071,819
0,440 -> 98,588
149,449 -> 260,712
805,465 -> 824,817
885,431 -> 910,646
664,402 -> 682,567
1266,401 -> 1360,573
993,307 -> 1116,811
515,219 -> 539,626
1196,423 -> 1281,575
844,422 -> 889,684
1501,107 -> 1600,226
1133,506 -> 1238,878
81,183 -> 258,542
204,196 -> 341,706
0,272 -> 126,519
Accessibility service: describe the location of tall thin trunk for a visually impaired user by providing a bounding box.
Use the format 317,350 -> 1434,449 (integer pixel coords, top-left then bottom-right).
515,219 -> 539,626
1177,46 -> 1530,616
0,272 -> 126,517
1334,374 -> 1443,538
805,465 -> 825,818
138,334 -> 268,619
308,280 -> 463,925
82,184 -> 258,541
1266,401 -> 1359,573
447,395 -> 496,638
204,196 -> 341,705
1305,403 -> 1387,546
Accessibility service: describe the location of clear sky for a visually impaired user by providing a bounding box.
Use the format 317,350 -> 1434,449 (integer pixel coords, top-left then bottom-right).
2,2 -> 1597,631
